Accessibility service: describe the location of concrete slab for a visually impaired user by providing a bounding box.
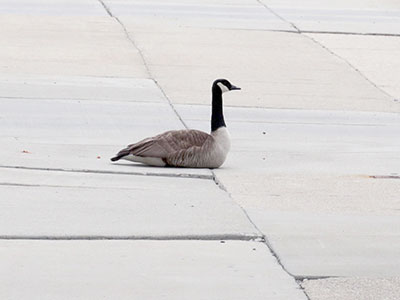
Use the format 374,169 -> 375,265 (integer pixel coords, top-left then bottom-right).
302,277 -> 400,300
306,33 -> 400,101
0,0 -> 106,15
0,98 -> 182,143
105,0 -> 293,31
264,0 -> 400,35
0,168 -> 257,238
0,16 -> 147,77
0,240 -> 307,300
248,211 -> 400,277
0,76 -> 166,102
119,20 -> 396,112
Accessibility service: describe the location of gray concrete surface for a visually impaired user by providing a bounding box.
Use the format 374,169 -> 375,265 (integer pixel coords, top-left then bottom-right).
265,0 -> 400,35
0,168 -> 258,239
0,240 -> 306,300
1,0 -> 400,299
302,277 -> 400,300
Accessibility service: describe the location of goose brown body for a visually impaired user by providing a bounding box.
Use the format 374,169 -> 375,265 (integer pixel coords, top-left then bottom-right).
110,79 -> 239,168
111,127 -> 230,168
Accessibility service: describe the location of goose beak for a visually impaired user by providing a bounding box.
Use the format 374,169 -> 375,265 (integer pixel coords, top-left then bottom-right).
230,85 -> 241,91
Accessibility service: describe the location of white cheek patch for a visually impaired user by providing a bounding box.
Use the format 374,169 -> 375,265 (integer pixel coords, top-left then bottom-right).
217,82 -> 229,93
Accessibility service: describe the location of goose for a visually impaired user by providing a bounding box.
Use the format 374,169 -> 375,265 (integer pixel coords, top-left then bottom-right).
110,79 -> 240,168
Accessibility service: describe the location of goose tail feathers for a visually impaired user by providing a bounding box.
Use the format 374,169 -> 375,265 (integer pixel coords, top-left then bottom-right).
110,148 -> 131,162
110,155 -> 123,162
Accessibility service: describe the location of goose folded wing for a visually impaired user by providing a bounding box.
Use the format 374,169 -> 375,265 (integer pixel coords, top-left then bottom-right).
121,129 -> 211,158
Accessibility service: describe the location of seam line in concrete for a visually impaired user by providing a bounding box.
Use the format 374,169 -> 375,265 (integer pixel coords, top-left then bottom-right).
216,26 -> 400,38
97,0 -> 113,17
0,165 -> 213,180
256,0 -> 300,32
0,96 -> 166,104
97,0 -> 189,129
211,171 -> 266,239
301,30 -> 400,38
0,234 -> 261,241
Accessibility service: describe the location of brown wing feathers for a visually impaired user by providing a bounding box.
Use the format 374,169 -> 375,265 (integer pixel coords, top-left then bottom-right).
110,130 -> 210,162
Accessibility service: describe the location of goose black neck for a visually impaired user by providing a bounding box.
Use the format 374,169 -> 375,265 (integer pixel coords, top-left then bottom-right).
211,85 -> 226,132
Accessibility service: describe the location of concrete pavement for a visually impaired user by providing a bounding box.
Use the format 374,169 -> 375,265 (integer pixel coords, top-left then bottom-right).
1,0 -> 399,299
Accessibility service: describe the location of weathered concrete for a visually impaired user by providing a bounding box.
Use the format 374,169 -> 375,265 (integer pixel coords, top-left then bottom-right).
302,277 -> 400,300
0,240 -> 307,300
0,0 -> 106,15
0,168 -> 257,239
0,15 -> 147,77
249,211 -> 400,277
105,0 -> 293,31
306,33 -> 400,101
0,76 -> 165,102
264,0 -> 400,35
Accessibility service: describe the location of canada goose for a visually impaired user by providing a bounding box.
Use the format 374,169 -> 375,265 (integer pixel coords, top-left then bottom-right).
110,79 -> 240,168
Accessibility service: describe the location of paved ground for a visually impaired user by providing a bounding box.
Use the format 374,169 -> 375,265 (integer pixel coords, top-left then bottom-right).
0,0 -> 399,299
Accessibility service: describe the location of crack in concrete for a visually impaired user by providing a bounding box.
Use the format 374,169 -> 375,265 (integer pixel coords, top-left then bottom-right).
211,170 -> 266,238
256,0 -> 300,33
301,30 -> 400,38
97,0 -> 112,17
97,0 -> 189,129
220,26 -> 400,38
0,165 -> 213,180
257,1 -> 397,104
0,234 -> 261,241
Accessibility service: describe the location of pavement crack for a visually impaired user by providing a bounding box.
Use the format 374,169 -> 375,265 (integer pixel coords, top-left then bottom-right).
211,170 -> 266,239
256,0 -> 300,32
210,169 -> 309,297
0,234 -> 260,241
0,165 -> 213,180
97,0 -> 113,17
97,0 -> 189,129
301,30 -> 400,38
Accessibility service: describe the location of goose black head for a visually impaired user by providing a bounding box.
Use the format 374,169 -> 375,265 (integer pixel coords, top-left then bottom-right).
213,79 -> 241,93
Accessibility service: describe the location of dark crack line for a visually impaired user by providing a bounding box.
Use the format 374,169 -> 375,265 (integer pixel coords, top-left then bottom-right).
98,0 -> 112,17
0,165 -> 213,180
202,26 -> 400,38
0,234 -> 261,241
301,30 -> 400,38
